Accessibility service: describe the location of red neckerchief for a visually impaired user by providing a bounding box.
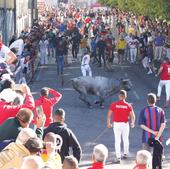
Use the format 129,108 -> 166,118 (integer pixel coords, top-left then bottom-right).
88,162 -> 104,169
133,164 -> 147,169
0,41 -> 2,50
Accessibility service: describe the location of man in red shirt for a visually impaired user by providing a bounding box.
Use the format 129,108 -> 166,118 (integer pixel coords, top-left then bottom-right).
0,85 -> 35,124
156,57 -> 170,107
107,90 -> 135,163
35,87 -> 62,127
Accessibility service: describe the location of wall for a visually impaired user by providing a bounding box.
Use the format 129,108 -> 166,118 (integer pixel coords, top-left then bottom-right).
0,0 -> 32,45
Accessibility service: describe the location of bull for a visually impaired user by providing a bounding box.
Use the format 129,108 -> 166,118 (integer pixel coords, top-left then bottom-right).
71,76 -> 132,108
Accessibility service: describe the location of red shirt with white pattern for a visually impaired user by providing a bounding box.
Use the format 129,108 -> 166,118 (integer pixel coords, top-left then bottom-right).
109,100 -> 133,122
160,62 -> 170,80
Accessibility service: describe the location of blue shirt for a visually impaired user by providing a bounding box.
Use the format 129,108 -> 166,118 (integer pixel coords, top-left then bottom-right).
154,36 -> 164,46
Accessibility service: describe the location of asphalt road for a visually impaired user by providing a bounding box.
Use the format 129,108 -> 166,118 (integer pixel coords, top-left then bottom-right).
30,57 -> 170,169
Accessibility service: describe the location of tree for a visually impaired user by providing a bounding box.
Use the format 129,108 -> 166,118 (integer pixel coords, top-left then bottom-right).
98,0 -> 170,20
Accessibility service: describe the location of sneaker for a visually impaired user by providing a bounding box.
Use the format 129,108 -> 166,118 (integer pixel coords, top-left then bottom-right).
147,69 -> 152,74
122,154 -> 128,160
113,158 -> 121,164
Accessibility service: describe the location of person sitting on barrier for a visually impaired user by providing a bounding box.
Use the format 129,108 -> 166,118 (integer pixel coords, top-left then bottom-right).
87,144 -> 108,169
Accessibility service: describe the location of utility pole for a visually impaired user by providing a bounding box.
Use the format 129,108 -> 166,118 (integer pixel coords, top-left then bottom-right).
4,0 -> 7,45
31,0 -> 34,26
14,0 -> 16,34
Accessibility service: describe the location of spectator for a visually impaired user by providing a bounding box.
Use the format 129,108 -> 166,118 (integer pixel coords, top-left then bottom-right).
62,156 -> 79,169
87,144 -> 108,169
14,54 -> 31,84
35,87 -> 62,127
0,136 -> 43,169
0,34 -> 17,65
133,150 -> 152,169
96,36 -> 106,67
81,49 -> 92,77
107,90 -> 135,163
56,34 -> 67,75
21,156 -> 45,169
116,35 -> 126,64
156,57 -> 170,107
47,28 -> 56,59
128,35 -> 139,64
70,29 -> 81,59
0,107 -> 45,142
0,84 -> 35,124
90,35 -> 98,64
0,127 -> 37,151
9,36 -> 26,57
41,132 -> 62,169
154,32 -> 164,60
165,43 -> 170,60
44,108 -> 82,163
146,41 -> 154,74
138,93 -> 166,151
39,35 -> 49,65
9,32 -> 17,46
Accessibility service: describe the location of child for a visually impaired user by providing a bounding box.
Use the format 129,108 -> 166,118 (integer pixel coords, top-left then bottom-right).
41,132 -> 62,169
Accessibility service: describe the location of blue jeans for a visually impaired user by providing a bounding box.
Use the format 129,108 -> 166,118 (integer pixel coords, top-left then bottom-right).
56,55 -> 64,75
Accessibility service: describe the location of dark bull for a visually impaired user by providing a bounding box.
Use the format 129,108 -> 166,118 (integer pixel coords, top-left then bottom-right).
71,76 -> 132,108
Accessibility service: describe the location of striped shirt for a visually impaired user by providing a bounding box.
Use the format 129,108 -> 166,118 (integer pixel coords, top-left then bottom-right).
138,106 -> 165,143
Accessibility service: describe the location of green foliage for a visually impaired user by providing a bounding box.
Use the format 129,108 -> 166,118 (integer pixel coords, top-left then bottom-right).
98,0 -> 170,20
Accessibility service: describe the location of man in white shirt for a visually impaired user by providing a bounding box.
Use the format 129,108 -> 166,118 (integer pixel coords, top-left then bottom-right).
9,37 -> 25,57
0,34 -> 17,65
39,36 -> 49,65
81,49 -> 92,77
128,35 -> 139,64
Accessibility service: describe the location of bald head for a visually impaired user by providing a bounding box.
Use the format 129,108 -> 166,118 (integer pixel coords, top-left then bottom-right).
21,156 -> 44,169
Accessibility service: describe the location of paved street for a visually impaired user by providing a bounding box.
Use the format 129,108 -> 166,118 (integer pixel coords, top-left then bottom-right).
30,57 -> 170,169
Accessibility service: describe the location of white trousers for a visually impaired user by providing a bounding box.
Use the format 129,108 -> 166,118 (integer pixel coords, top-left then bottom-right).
113,122 -> 130,158
40,51 -> 48,65
157,80 -> 170,101
155,46 -> 163,60
81,65 -> 92,77
130,48 -> 137,63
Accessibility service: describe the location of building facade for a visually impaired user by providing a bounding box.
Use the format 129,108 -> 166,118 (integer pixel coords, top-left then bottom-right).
0,0 -> 37,45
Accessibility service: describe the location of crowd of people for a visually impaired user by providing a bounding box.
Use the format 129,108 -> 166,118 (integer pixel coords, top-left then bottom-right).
0,2 -> 170,169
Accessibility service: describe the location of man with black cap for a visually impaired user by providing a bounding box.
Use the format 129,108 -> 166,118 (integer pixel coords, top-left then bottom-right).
43,108 -> 82,163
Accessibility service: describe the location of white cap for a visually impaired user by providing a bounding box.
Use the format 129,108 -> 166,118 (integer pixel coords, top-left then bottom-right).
0,88 -> 17,102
